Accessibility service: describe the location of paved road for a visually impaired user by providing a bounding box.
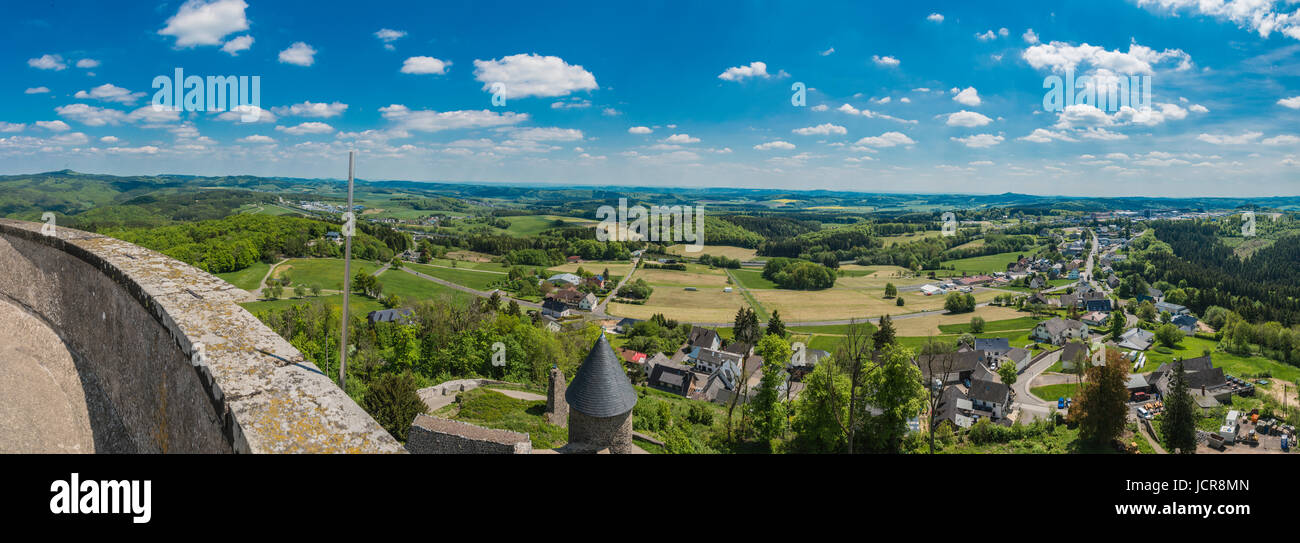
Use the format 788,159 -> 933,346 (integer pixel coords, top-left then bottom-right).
1013,348 -> 1061,422
594,256 -> 640,316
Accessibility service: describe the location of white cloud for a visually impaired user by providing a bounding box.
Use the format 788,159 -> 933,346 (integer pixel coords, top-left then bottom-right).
754,140 -> 796,151
628,126 -> 653,134
951,134 -> 1004,148
1263,135 -> 1300,145
76,58 -> 100,69
792,123 -> 846,136
1189,104 -> 1209,113
1022,41 -> 1191,75
24,87 -> 50,94
271,101 -> 348,118
854,131 -> 915,148
1136,0 -> 1300,41
238,134 -> 276,144
820,47 -> 835,56
99,136 -> 119,143
718,61 -> 772,81
663,133 -> 700,144
36,120 -> 70,132
927,13 -> 944,23
28,54 -> 66,70
216,105 -> 276,123
276,122 -> 335,135
872,55 -> 900,67
279,42 -> 317,66
158,0 -> 249,48
0,122 -> 23,133
1020,128 -> 1077,143
945,110 -> 993,127
74,84 -> 146,105
551,99 -> 591,109
811,104 -> 829,111
401,56 -> 451,75
375,28 -> 407,49
836,103 -> 916,124
952,87 -> 981,107
221,35 -> 253,55
106,145 -> 160,155
510,127 -> 583,141
379,104 -> 528,132
473,53 -> 597,98
1023,28 -> 1040,44
55,103 -> 127,126
1279,96 -> 1300,109
975,30 -> 997,41
1196,132 -> 1262,145
126,105 -> 181,125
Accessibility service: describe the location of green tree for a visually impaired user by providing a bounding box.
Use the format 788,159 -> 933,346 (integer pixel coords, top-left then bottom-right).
310,284 -> 322,297
872,314 -> 896,347
884,282 -> 898,298
1155,323 -> 1183,349
766,309 -> 787,338
1108,310 -> 1126,340
970,316 -> 986,334
750,334 -> 792,441
862,343 -> 926,453
997,361 -> 1018,386
896,296 -> 905,307
1162,359 -> 1198,454
361,371 -> 427,442
944,292 -> 976,313
1074,349 -> 1130,445
1136,300 -> 1157,322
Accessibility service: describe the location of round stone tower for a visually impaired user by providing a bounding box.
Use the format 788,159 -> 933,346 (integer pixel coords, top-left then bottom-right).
565,333 -> 637,453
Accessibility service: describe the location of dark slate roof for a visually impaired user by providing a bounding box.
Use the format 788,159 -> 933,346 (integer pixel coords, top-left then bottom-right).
565,334 -> 638,417
974,338 -> 1011,355
1060,342 -> 1088,365
542,299 -> 569,312
723,341 -> 752,356
967,379 -> 1010,405
367,308 -> 413,323
688,326 -> 720,348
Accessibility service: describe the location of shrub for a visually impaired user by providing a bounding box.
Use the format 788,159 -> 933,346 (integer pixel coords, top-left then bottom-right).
362,372 -> 427,442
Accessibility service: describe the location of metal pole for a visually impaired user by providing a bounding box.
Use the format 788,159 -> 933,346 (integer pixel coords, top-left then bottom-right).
339,150 -> 355,390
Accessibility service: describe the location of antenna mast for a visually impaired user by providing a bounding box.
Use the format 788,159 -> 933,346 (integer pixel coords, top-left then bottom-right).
339,150 -> 355,390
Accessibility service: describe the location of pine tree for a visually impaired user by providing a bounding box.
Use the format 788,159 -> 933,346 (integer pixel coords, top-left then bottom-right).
872,314 -> 896,347
766,310 -> 787,338
1075,349 -> 1130,445
1162,359 -> 1198,454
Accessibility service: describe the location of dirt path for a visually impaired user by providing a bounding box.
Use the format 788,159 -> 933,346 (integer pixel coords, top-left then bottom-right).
487,388 -> 546,401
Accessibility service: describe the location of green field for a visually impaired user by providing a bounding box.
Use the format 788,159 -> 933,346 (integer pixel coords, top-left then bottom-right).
271,258 -> 381,291
729,269 -> 777,289
503,215 -> 595,236
432,388 -> 569,449
214,261 -> 270,291
405,262 -> 503,291
1140,336 -> 1300,382
378,269 -> 474,303
937,249 -> 1040,275
938,316 -> 1038,334
1030,383 -> 1081,402
240,293 -> 385,318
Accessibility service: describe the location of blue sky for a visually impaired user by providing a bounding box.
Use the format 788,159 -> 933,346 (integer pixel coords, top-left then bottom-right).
2,0 -> 1300,196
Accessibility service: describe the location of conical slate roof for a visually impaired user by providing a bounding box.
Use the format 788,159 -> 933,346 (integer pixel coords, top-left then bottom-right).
565,333 -> 637,417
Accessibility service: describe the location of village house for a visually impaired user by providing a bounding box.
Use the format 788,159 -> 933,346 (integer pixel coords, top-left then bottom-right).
686,326 -> 722,351
541,299 -> 571,318
688,346 -> 744,374
1030,318 -> 1089,345
578,292 -> 598,311
1117,327 -> 1156,351
967,379 -> 1012,419
647,360 -> 697,397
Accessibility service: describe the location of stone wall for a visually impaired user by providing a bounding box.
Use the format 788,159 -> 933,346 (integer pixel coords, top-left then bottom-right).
416,378 -> 511,413
405,414 -> 531,454
568,408 -> 633,454
545,367 -> 567,427
0,219 -> 403,453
